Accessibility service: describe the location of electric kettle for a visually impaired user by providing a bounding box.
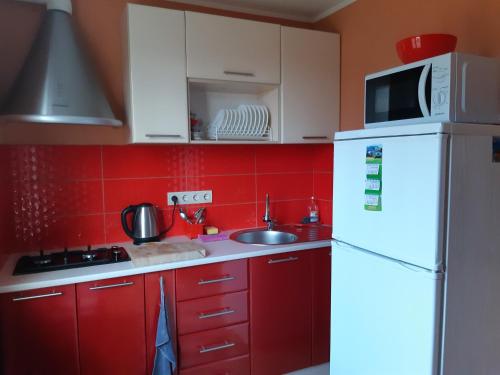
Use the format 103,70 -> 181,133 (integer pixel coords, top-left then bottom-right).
121,203 -> 161,245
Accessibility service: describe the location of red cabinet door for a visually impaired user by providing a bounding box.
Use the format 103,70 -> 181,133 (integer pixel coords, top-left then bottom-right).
77,275 -> 146,375
312,247 -> 332,365
250,251 -> 313,375
0,285 -> 79,375
145,271 -> 177,375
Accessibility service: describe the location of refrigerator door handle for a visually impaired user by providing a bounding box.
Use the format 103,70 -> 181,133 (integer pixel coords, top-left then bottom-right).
333,238 -> 444,276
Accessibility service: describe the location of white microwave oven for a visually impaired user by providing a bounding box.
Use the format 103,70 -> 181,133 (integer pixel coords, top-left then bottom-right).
364,53 -> 500,128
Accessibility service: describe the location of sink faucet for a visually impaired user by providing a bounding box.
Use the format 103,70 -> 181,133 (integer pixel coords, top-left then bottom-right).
263,193 -> 275,230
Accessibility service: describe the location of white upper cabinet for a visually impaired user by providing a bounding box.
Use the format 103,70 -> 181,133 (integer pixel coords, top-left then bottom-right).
125,5 -> 189,143
281,27 -> 340,143
185,12 -> 281,84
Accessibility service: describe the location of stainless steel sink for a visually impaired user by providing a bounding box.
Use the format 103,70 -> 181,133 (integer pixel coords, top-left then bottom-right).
230,229 -> 298,245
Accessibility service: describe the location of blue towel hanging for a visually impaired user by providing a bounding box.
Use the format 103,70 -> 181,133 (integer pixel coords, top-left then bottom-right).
152,276 -> 177,375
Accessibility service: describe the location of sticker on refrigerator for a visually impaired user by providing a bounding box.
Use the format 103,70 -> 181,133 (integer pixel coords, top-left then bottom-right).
365,179 -> 381,191
365,145 -> 382,211
366,164 -> 380,176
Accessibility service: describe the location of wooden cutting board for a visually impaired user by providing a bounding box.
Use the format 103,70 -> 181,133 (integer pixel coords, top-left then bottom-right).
127,242 -> 207,267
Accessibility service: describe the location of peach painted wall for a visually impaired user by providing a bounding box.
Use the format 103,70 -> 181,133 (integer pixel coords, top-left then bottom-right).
315,0 -> 500,131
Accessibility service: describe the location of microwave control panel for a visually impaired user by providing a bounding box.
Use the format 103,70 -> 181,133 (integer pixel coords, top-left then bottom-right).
431,59 -> 451,117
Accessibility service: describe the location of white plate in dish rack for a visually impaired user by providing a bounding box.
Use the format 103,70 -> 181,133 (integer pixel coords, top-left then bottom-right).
208,104 -> 271,140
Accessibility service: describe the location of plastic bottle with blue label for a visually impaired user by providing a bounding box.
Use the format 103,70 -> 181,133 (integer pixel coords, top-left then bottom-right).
308,196 -> 319,223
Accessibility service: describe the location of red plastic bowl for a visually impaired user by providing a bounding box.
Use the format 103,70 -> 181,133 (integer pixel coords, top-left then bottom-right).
396,34 -> 457,64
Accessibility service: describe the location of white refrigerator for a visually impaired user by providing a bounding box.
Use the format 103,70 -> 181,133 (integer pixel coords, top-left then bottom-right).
331,123 -> 500,375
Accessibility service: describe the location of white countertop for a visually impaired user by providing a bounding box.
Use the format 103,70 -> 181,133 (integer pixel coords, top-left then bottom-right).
0,230 -> 332,294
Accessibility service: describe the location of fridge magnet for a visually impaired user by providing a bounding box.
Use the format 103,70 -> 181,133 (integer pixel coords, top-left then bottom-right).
365,145 -> 382,211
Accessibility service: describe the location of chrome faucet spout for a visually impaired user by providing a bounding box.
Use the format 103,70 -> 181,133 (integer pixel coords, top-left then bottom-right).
263,193 -> 274,230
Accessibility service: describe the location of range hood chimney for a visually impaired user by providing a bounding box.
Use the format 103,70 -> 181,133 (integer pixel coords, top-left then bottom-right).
0,0 -> 122,126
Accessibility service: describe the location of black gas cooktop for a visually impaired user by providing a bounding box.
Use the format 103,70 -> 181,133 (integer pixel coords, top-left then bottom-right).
13,246 -> 131,275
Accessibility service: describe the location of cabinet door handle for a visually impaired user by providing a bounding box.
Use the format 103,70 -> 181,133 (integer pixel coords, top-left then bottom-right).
268,256 -> 299,264
302,136 -> 329,140
145,134 -> 184,138
199,308 -> 235,320
198,275 -> 235,285
223,70 -> 255,77
12,291 -> 63,302
89,281 -> 134,290
199,341 -> 235,354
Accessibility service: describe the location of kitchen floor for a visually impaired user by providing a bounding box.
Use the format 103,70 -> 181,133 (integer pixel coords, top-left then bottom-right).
286,363 -> 329,375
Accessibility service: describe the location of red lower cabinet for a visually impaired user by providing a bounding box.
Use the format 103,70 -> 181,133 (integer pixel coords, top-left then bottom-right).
312,247 -> 332,365
179,322 -> 249,369
180,354 -> 250,375
250,251 -> 313,375
145,271 -> 177,375
76,275 -> 146,375
0,285 -> 79,375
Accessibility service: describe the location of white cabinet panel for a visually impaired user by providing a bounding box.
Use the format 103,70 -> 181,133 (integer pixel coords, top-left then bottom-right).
125,5 -> 188,143
281,27 -> 339,143
186,12 -> 280,84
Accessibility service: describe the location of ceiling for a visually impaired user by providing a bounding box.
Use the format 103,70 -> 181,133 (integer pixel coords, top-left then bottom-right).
171,0 -> 356,22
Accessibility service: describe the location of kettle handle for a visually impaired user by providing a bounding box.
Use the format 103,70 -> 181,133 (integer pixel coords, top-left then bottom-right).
121,205 -> 137,239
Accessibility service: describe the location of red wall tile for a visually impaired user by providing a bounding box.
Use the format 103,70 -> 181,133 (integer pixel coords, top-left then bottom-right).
256,173 -> 313,201
102,145 -> 186,178
103,177 -> 185,212
313,172 -> 333,201
184,145 -> 256,176
255,145 -> 315,173
0,143 -> 334,253
186,175 -> 256,205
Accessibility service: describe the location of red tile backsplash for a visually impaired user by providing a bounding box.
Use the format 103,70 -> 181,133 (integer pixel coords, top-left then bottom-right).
0,144 -> 333,253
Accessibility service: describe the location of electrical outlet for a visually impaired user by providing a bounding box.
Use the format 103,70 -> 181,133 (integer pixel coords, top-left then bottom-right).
168,190 -> 212,205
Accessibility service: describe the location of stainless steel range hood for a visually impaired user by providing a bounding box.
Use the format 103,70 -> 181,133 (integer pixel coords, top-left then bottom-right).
0,0 -> 122,126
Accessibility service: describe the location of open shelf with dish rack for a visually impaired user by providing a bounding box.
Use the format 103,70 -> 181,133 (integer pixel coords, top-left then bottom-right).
188,79 -> 280,143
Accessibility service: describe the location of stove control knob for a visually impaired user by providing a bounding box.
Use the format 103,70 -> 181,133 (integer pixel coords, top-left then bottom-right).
113,249 -> 121,262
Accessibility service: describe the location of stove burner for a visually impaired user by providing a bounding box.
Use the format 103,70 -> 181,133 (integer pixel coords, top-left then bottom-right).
13,246 -> 131,275
33,256 -> 52,266
82,253 -> 97,261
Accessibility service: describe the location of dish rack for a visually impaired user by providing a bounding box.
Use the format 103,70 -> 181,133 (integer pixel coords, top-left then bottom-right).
207,104 -> 271,141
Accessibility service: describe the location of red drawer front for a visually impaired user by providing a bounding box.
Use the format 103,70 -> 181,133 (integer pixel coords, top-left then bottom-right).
177,291 -> 248,335
176,260 -> 248,301
180,354 -> 250,375
179,323 -> 249,368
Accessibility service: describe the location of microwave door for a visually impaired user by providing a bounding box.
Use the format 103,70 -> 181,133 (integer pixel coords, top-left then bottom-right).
418,64 -> 431,117
365,64 -> 432,125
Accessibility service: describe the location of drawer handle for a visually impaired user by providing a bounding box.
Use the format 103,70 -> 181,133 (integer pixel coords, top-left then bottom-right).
268,256 -> 299,264
223,70 -> 255,77
199,308 -> 235,320
145,134 -> 184,138
89,281 -> 134,290
199,341 -> 235,354
302,136 -> 329,140
12,291 -> 63,302
198,275 -> 235,285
